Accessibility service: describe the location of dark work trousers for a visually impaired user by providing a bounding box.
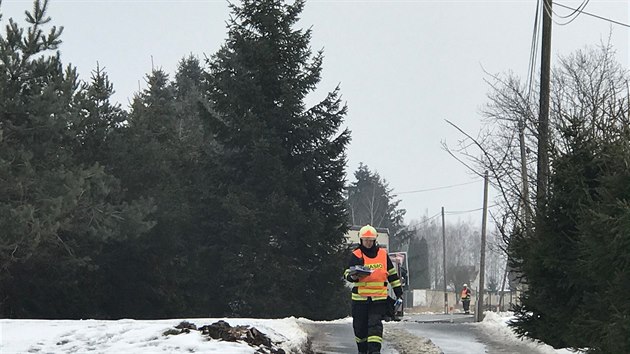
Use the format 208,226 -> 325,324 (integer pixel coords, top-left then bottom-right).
462,299 -> 471,313
352,298 -> 387,354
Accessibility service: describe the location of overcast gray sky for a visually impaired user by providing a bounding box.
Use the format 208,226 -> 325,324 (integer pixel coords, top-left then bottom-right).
2,0 -> 628,224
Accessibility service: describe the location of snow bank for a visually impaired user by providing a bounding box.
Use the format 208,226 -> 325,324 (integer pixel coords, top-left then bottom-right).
477,312 -> 583,354
0,317 -> 309,353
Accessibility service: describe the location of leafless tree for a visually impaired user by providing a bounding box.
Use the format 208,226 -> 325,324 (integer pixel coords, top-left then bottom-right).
443,40 -> 628,252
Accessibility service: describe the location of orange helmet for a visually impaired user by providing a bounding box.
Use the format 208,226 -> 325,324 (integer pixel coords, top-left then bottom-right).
359,224 -> 378,240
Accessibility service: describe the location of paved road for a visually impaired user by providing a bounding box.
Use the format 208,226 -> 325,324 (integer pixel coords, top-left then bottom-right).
303,314 -> 550,354
402,314 -> 549,354
299,319 -> 396,354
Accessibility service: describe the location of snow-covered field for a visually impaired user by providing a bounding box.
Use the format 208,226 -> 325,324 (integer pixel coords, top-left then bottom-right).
0,317 -> 308,353
0,312 -> 583,353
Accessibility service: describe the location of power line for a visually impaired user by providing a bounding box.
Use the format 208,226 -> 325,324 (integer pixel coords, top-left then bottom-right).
413,212 -> 442,226
555,2 -> 630,28
554,0 -> 588,19
397,180 -> 481,195
551,0 -> 590,26
552,0 -> 591,26
526,0 -> 541,98
444,204 -> 499,215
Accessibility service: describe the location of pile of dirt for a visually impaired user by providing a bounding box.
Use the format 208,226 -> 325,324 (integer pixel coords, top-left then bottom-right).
163,320 -> 286,354
384,326 -> 443,354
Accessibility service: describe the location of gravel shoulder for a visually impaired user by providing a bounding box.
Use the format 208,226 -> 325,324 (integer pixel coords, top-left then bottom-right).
384,323 -> 443,354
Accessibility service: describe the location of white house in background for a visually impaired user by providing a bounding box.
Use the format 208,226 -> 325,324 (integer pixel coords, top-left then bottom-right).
344,225 -> 390,250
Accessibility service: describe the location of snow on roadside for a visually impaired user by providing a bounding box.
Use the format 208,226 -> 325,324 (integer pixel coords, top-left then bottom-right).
0,317 -> 309,353
476,312 -> 584,354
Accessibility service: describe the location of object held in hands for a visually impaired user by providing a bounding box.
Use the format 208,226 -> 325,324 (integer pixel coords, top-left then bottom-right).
349,265 -> 373,277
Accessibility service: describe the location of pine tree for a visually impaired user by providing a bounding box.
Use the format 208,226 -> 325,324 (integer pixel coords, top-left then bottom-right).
0,0 -> 152,317
71,64 -> 127,166
508,44 -> 630,352
346,163 -> 410,250
173,55 -> 205,145
572,136 -> 630,353
510,118 -> 596,349
202,0 -> 350,319
408,236 -> 430,289
100,69 -> 191,318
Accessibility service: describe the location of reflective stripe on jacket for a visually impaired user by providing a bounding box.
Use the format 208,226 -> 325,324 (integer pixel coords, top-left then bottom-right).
351,248 -> 388,301
461,289 -> 471,300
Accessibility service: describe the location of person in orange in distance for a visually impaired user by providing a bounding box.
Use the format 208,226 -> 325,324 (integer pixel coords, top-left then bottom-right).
461,283 -> 472,314
344,224 -> 403,354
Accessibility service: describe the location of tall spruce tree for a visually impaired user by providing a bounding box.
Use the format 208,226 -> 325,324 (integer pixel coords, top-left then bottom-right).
202,0 -> 350,319
102,68 -> 199,318
346,163 -> 410,250
173,55 -> 205,146
100,58 -> 227,318
574,136 -> 630,353
407,236 -> 430,289
510,124 -> 621,350
0,0 -> 152,318
508,44 -> 630,353
71,64 -> 127,167
169,56 -> 229,316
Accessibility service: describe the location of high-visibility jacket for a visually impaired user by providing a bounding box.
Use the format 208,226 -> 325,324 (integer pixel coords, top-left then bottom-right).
461,288 -> 471,300
351,248 -> 389,301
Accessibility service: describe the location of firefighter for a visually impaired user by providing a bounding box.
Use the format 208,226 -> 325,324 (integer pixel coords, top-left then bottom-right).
461,283 -> 472,314
344,224 -> 403,354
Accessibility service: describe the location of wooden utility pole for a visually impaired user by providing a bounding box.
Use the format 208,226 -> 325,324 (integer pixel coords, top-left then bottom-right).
518,119 -> 531,233
537,0 -> 552,216
499,205 -> 521,311
476,171 -> 489,322
442,206 -> 448,314
499,261 -> 509,311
